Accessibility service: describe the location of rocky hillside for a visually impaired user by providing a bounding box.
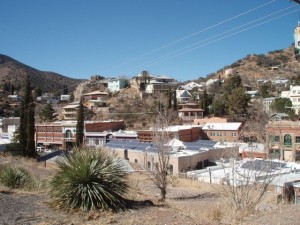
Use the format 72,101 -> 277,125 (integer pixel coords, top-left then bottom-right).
0,54 -> 84,94
209,45 -> 300,87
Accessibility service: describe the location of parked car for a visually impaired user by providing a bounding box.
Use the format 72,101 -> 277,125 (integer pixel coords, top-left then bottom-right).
44,149 -> 52,153
36,146 -> 44,153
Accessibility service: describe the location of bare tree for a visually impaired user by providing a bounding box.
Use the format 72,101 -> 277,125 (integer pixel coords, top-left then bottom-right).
213,105 -> 280,224
148,109 -> 172,202
218,156 -> 277,224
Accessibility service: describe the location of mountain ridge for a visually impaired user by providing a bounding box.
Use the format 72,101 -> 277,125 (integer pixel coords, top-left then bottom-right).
0,54 -> 84,94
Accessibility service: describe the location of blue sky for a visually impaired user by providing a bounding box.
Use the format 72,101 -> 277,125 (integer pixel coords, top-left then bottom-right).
1,0 -> 300,82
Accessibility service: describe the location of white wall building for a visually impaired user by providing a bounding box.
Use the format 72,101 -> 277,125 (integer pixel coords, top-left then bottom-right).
281,85 -> 300,115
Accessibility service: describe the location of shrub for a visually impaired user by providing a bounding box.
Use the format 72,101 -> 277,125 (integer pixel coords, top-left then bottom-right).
49,149 -> 129,212
0,166 -> 32,189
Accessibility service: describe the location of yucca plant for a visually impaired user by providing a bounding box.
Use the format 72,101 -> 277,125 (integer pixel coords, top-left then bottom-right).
0,166 -> 32,189
49,148 -> 129,212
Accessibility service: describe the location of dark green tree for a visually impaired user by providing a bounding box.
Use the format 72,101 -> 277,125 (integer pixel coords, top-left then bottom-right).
63,85 -> 68,95
202,89 -> 209,115
270,97 -> 296,118
173,90 -> 177,110
39,103 -> 56,122
222,74 -> 242,94
210,94 -> 226,116
76,99 -> 84,147
19,76 -> 36,157
226,87 -> 251,117
259,83 -> 271,98
10,84 -> 15,95
168,89 -> 172,109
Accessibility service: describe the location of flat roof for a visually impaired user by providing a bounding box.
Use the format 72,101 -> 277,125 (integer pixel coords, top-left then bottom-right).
202,122 -> 242,131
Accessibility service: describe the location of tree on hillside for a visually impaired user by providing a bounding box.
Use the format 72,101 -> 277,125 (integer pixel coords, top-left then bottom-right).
63,85 -> 68,95
258,82 -> 273,98
222,74 -> 242,93
201,88 -> 209,116
76,99 -> 84,147
39,103 -> 56,122
225,87 -> 251,117
173,90 -> 177,110
270,97 -> 296,118
210,94 -> 226,116
19,75 -> 36,157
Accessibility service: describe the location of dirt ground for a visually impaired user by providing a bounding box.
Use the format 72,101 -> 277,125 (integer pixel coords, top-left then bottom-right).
1,155 -> 300,225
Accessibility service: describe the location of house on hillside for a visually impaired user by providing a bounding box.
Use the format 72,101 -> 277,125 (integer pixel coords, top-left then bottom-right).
281,85 -> 300,115
262,97 -> 277,112
145,75 -> 178,94
108,78 -> 129,93
176,89 -> 191,103
178,103 -> 204,123
83,91 -> 108,101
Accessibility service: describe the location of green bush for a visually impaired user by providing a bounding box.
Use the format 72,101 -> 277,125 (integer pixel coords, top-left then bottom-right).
0,166 -> 32,189
49,149 -> 129,212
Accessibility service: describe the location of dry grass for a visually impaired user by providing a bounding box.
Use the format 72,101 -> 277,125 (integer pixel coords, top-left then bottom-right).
1,156 -> 300,225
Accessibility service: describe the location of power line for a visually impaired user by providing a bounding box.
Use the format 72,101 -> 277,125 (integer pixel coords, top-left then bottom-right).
123,6 -> 300,74
101,0 -> 279,74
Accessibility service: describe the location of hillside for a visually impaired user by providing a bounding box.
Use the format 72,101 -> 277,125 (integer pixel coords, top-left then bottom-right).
209,45 -> 300,87
0,54 -> 84,94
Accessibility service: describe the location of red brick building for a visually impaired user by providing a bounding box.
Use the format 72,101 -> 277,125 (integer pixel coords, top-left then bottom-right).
137,125 -> 201,142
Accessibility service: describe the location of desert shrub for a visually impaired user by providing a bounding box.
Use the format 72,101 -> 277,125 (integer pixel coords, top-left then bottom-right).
207,204 -> 223,222
0,166 -> 32,189
49,149 -> 129,212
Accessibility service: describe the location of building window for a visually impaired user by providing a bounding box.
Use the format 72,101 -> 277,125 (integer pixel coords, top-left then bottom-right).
296,136 -> 300,143
284,134 -> 292,146
270,135 -> 280,143
232,132 -> 237,137
65,130 -> 72,138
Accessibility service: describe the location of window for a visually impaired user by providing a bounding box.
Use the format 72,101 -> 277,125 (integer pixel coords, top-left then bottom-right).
232,132 -> 237,137
284,134 -> 292,146
270,135 -> 280,143
65,130 -> 72,138
296,136 -> 300,143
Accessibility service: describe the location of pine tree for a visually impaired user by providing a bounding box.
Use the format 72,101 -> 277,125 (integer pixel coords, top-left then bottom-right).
76,99 -> 84,147
168,89 -> 172,109
40,103 -> 56,122
202,89 -> 208,116
173,90 -> 177,110
19,76 -> 36,157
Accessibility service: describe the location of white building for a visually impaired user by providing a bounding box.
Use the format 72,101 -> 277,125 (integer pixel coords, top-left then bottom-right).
108,78 -> 129,93
281,85 -> 300,115
262,97 -> 277,112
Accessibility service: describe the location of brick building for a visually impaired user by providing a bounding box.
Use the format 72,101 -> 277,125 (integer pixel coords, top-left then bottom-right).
201,122 -> 242,143
137,125 -> 201,142
35,120 -> 125,150
266,121 -> 300,161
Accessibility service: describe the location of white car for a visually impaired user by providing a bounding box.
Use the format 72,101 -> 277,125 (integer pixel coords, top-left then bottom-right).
36,146 -> 44,152
44,149 -> 52,153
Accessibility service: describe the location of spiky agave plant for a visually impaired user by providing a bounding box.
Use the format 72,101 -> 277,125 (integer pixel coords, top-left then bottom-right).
49,148 -> 129,211
0,166 -> 32,189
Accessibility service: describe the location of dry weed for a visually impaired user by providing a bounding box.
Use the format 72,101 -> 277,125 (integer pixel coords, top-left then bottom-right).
206,203 -> 223,223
